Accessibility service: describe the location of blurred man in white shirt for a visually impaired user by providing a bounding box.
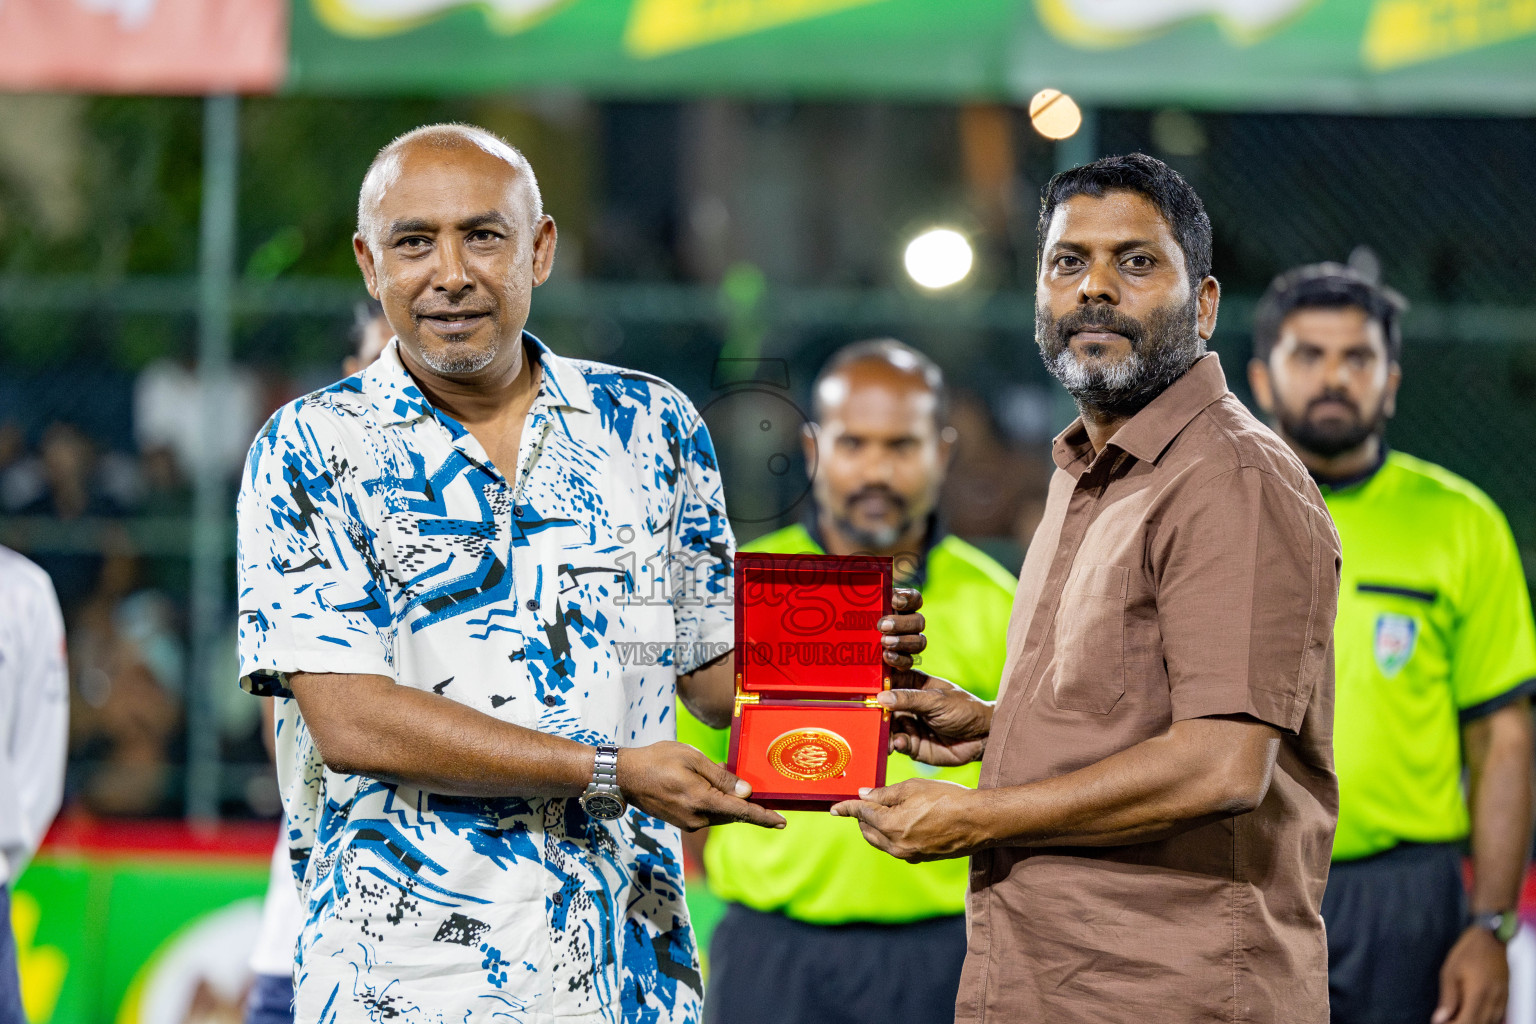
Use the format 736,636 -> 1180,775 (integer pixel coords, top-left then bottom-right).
0,543 -> 69,1021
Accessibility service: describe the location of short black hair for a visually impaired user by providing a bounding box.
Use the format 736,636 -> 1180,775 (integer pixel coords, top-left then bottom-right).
1036,152 -> 1213,285
811,338 -> 947,425
1252,263 -> 1407,363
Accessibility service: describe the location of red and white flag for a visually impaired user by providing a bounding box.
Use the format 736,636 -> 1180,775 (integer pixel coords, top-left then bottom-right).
0,0 -> 286,93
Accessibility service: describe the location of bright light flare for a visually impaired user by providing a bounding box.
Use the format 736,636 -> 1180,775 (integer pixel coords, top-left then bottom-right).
903,228 -> 974,290
1029,88 -> 1082,141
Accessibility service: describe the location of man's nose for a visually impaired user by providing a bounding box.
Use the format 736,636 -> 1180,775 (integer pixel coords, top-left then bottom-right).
1323,353 -> 1353,389
433,239 -> 474,294
1077,258 -> 1119,305
859,448 -> 896,484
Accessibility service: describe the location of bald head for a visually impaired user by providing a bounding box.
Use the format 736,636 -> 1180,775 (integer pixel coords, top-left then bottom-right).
812,338 -> 947,427
357,123 -> 543,255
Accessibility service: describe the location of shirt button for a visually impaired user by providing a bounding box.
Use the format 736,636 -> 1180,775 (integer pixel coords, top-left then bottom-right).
513,505 -> 524,518
543,694 -> 558,707
526,599 -> 540,611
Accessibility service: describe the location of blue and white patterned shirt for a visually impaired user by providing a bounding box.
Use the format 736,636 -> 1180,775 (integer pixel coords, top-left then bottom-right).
237,335 -> 733,1023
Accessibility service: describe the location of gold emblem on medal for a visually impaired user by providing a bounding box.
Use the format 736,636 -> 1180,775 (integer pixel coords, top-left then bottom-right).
766,728 -> 852,781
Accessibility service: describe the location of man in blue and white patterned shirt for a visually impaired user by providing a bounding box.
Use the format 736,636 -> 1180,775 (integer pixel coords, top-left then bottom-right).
237,123 -> 927,1023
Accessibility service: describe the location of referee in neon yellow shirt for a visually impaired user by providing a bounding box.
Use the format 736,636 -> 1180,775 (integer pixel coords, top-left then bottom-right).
678,340 -> 1016,1024
1249,263 -> 1536,1024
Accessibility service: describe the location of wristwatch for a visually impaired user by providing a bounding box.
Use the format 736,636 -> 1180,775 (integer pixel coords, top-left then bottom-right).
580,744 -> 627,820
1472,910 -> 1520,944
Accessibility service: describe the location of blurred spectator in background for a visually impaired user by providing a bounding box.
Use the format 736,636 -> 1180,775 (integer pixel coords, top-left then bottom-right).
342,298 -> 390,377
134,352 -> 261,483
1250,263 -> 1536,1024
0,421 -> 25,497
9,422 -> 131,613
137,444 -> 192,518
67,586 -> 184,817
679,339 -> 1017,1024
244,299 -> 392,1024
939,390 -> 1050,559
0,544 -> 69,1022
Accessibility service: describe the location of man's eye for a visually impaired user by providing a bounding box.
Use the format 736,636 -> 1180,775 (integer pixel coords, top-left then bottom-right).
1124,255 -> 1152,269
397,237 -> 429,250
468,230 -> 500,243
1055,255 -> 1083,270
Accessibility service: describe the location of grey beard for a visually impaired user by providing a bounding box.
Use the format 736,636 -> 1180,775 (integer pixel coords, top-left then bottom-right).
420,340 -> 498,375
831,514 -> 905,553
1046,343 -> 1196,418
1037,296 -> 1203,419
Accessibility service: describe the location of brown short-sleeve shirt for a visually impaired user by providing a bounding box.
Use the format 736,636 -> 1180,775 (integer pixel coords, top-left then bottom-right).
957,354 -> 1340,1024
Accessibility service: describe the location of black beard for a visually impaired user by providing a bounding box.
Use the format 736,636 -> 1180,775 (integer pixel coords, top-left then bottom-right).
1279,394 -> 1387,459
1035,295 -> 1204,418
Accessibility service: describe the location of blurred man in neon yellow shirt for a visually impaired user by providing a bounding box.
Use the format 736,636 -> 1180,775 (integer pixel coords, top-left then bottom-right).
679,339 -> 1016,1024
1249,263 -> 1536,1024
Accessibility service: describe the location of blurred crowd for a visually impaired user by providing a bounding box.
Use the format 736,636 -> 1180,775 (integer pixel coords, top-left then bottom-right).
0,358 -> 271,819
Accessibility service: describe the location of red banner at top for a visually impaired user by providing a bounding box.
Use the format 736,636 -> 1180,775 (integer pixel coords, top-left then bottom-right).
0,0 -> 286,94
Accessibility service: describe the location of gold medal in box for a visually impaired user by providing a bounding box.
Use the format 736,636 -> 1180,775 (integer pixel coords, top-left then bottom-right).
727,553 -> 892,811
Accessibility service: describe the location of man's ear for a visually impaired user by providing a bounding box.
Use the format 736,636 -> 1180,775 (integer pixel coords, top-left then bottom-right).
801,422 -> 819,480
1384,361 -> 1402,419
353,233 -> 380,299
531,215 -> 558,287
1195,276 -> 1221,342
938,425 -> 958,469
1247,358 -> 1276,416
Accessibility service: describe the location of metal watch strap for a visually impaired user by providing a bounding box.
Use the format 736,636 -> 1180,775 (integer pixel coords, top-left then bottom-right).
591,744 -> 619,787
1472,910 -> 1519,943
580,744 -> 626,819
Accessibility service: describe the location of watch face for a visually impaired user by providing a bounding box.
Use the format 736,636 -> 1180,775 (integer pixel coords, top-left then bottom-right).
582,792 -> 626,820
1476,912 -> 1520,943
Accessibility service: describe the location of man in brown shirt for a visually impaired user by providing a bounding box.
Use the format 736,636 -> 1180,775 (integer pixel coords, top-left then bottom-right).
832,153 -> 1340,1024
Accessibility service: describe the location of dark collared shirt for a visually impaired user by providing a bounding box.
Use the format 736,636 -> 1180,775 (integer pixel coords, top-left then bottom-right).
957,353 -> 1341,1024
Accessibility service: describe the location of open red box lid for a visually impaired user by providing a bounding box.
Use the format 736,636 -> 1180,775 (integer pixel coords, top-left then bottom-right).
734,551 -> 893,699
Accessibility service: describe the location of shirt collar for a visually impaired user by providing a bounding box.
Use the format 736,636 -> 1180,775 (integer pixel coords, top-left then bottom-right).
364,331 -> 595,427
531,334 -> 597,416
1050,352 -> 1229,473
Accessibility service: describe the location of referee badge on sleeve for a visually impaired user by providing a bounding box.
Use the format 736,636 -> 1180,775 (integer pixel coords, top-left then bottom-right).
1374,613 -> 1418,678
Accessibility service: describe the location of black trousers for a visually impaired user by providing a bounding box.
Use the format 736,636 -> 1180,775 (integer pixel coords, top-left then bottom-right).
242,973 -> 295,1024
704,904 -> 967,1024
0,888 -> 22,1024
1323,842 -> 1468,1024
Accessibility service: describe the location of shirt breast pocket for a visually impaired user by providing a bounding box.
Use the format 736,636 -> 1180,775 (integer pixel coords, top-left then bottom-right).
1052,563 -> 1130,714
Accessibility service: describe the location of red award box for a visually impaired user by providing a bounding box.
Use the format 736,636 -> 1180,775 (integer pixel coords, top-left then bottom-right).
727,552 -> 893,811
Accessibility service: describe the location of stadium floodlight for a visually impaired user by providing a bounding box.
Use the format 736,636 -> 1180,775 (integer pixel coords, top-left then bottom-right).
1029,88 -> 1083,141
903,227 -> 974,290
